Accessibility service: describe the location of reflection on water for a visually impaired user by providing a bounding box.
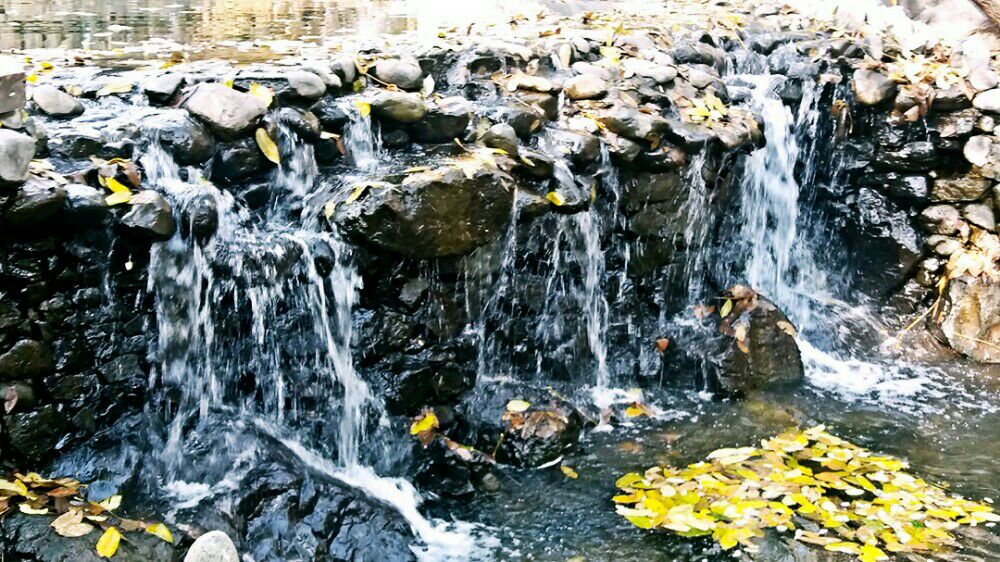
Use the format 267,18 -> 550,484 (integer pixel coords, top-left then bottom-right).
0,0 -> 572,50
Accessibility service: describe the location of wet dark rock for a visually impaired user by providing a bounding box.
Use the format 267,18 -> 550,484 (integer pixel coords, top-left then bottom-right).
183,83 -> 267,139
543,129 -> 600,166
939,275 -> 1000,363
309,97 -> 350,132
3,509 -> 176,561
187,192 -> 220,240
844,188 -> 922,292
411,96 -> 472,143
515,91 -> 559,121
142,110 -> 215,165
496,104 -> 544,137
711,286 -> 804,394
60,183 -> 108,226
934,84 -> 973,111
622,171 -> 682,213
338,164 -> 514,258
874,141 -> 941,172
564,74 -> 607,100
482,122 -> 519,155
212,137 -> 267,184
513,149 -> 554,179
48,128 -> 103,159
120,190 -> 176,240
143,73 -> 184,105
283,70 -> 327,101
933,108 -> 979,139
31,84 -> 84,117
381,128 -> 410,148
851,69 -> 896,106
495,400 -> 583,467
919,204 -> 966,236
597,107 -> 669,144
370,90 -> 425,124
636,144 -> 687,172
2,380 -> 36,413
868,173 -> 929,205
266,107 -> 322,141
607,135 -> 642,165
931,174 -> 991,202
373,58 -> 424,91
6,404 -> 67,461
1,176 -> 67,231
0,339 -> 53,380
0,128 -> 34,184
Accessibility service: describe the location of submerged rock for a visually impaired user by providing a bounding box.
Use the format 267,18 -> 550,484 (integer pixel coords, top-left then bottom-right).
712,286 -> 804,394
337,164 -> 515,258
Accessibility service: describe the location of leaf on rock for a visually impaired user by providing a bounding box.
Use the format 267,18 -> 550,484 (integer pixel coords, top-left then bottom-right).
255,128 -> 281,164
105,191 -> 132,206
249,83 -> 274,107
18,503 -> 48,515
96,81 -> 133,97
145,523 -> 174,543
52,509 -> 95,537
96,526 -> 122,558
410,411 -> 439,436
546,191 -> 565,206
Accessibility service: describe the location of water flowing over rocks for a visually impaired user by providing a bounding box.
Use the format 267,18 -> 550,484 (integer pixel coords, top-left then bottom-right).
2,0 -> 1000,560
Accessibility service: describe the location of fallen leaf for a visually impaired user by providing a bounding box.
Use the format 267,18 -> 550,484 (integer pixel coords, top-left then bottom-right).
560,465 -> 579,479
506,399 -> 531,413
249,83 -> 274,107
353,100 -> 371,117
255,128 -> 281,164
96,527 -> 121,558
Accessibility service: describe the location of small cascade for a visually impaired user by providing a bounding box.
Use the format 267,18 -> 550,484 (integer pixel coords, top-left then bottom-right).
343,102 -> 385,172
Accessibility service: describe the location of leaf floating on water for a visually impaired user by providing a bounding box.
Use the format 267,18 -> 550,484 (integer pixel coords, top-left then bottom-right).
546,191 -> 565,206
145,523 -> 174,544
249,83 -> 274,107
255,128 -> 281,164
352,100 -> 371,117
345,183 -> 369,204
506,399 -> 531,413
560,465 -> 579,479
323,200 -> 337,220
719,299 -> 733,318
96,527 -> 122,558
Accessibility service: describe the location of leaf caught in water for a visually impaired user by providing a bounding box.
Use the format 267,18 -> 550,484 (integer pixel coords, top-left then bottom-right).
323,200 -> 337,220
353,100 -> 371,117
97,495 -> 122,512
96,81 -> 133,97
546,191 -> 565,206
145,523 -> 174,544
560,465 -> 579,479
719,299 -> 733,318
410,411 -> 439,435
506,399 -> 531,413
255,128 -> 281,164
96,527 -> 121,558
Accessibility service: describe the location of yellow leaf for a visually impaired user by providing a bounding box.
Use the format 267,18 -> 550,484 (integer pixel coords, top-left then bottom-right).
546,191 -> 565,206
40,61 -> 54,71
223,79 -> 234,88
26,74 -> 38,84
255,128 -> 281,164
346,183 -> 369,204
0,479 -> 28,496
561,465 -> 579,479
860,544 -> 888,562
105,191 -> 132,206
98,495 -> 122,512
105,177 -> 130,194
410,411 -> 439,435
249,83 -> 274,107
324,200 -> 337,220
506,399 -> 531,413
96,527 -> 122,558
18,503 -> 48,515
624,405 -> 648,418
720,299 -> 733,318
145,523 -> 174,544
353,100 -> 371,117
824,541 -> 861,554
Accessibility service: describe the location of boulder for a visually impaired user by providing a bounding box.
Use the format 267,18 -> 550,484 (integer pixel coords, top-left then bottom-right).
310,97 -> 350,132
61,183 -> 108,226
940,275 -> 1000,363
411,96 -> 471,143
481,122 -> 519,155
184,531 -> 239,562
0,339 -> 53,380
931,174 -> 991,202
6,405 -> 67,461
373,58 -> 424,91
963,203 -> 996,231
31,85 -> 84,117
919,204 -> 966,236
712,286 -> 804,393
495,400 -> 583,467
596,107 -> 670,144
851,70 -> 896,105
212,138 -> 267,184
141,110 -> 215,165
973,88 -> 1000,113
120,190 -> 176,240
1,176 -> 67,230
0,64 -> 26,113
0,128 -> 35,184
283,70 -> 327,101
370,91 -> 425,124
868,173 -> 929,205
336,164 -> 514,258
563,74 -> 607,100
182,83 -> 267,139
143,73 -> 184,105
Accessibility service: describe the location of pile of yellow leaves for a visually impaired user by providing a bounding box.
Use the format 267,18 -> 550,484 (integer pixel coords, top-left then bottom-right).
0,472 -> 174,558
944,229 -> 1000,282
679,92 -> 729,125
614,426 -> 998,561
884,51 -> 968,91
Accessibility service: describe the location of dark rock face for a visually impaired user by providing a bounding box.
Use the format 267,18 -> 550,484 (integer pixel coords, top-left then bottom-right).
337,164 -> 515,258
844,188 -> 922,293
1,177 -> 67,232
212,138 -> 267,184
874,141 -> 942,172
0,339 -> 53,380
711,287 -> 804,394
411,96 -> 472,143
141,110 -> 215,165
